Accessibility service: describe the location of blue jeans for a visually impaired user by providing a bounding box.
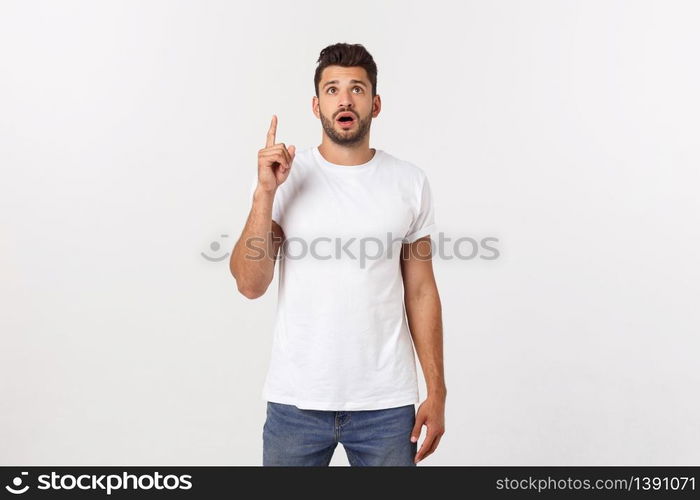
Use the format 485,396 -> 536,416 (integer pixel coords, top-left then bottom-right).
262,401 -> 418,466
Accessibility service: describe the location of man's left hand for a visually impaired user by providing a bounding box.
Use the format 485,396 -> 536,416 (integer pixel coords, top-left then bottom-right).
411,395 -> 446,464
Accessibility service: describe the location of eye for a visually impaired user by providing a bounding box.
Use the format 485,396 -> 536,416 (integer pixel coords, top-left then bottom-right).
326,86 -> 364,94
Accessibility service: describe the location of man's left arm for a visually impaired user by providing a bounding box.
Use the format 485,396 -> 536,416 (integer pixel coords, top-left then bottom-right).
400,235 -> 446,464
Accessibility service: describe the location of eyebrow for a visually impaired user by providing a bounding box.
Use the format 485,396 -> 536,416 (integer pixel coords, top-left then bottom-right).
323,79 -> 368,89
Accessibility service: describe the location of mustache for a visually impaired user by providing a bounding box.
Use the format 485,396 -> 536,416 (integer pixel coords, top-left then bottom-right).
334,111 -> 358,119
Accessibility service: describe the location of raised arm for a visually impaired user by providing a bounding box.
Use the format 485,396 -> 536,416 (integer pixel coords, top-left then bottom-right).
230,115 -> 295,299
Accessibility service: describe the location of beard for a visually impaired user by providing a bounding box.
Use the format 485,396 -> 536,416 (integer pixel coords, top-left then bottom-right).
319,109 -> 372,146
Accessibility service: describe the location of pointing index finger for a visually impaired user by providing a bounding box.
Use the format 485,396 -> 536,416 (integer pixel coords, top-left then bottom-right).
266,114 -> 277,148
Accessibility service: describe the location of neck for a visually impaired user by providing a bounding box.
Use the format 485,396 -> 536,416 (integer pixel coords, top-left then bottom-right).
317,138 -> 375,166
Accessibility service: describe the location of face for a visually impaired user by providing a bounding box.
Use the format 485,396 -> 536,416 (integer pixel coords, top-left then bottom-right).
313,65 -> 381,146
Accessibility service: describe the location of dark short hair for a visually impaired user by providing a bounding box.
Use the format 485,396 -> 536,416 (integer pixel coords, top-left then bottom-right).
314,43 -> 378,98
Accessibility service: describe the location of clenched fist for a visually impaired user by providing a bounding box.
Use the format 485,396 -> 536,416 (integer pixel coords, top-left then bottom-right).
257,114 -> 295,193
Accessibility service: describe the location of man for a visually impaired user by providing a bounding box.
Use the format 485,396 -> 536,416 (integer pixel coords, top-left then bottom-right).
230,43 -> 445,466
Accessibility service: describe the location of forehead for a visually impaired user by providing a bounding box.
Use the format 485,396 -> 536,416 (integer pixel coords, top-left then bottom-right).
320,65 -> 369,85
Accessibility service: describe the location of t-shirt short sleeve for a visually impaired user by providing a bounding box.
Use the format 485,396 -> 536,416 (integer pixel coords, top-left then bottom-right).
403,171 -> 437,243
248,172 -> 283,225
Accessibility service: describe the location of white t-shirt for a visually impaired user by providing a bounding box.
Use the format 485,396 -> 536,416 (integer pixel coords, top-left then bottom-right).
248,145 -> 437,410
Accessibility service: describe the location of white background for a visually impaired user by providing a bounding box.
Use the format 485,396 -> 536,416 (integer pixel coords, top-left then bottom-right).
1,0 -> 698,466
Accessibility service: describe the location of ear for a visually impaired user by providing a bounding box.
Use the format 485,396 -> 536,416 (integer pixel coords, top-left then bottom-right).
312,95 -> 320,119
372,94 -> 381,118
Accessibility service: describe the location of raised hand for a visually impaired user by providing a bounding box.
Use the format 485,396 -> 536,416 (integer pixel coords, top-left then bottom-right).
257,114 -> 296,193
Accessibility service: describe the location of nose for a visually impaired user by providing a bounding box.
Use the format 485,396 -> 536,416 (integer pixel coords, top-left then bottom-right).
337,89 -> 354,110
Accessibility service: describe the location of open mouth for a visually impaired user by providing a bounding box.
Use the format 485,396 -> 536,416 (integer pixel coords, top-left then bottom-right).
336,113 -> 356,127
